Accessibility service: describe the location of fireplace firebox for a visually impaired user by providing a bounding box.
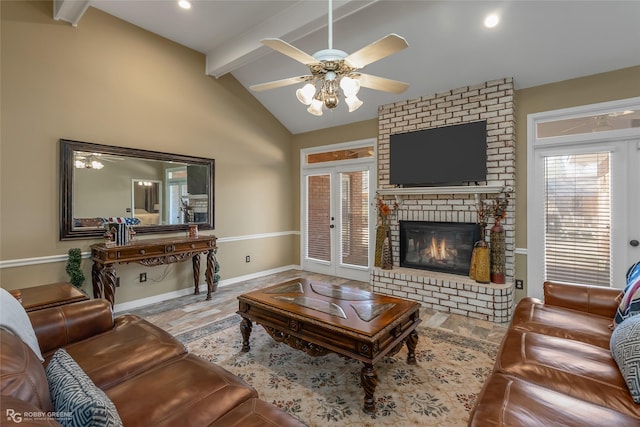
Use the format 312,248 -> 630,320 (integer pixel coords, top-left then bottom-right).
399,221 -> 481,276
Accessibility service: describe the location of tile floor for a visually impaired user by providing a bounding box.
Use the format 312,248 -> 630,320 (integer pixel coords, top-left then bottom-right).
122,269 -> 507,345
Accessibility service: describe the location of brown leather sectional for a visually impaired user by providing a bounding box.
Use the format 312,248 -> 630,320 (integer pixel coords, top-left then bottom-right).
469,281 -> 640,426
0,299 -> 306,426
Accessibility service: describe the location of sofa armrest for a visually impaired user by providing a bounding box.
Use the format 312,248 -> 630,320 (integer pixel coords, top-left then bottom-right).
543,281 -> 621,318
28,299 -> 114,356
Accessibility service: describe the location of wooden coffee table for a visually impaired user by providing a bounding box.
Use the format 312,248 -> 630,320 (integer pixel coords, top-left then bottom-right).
237,279 -> 421,414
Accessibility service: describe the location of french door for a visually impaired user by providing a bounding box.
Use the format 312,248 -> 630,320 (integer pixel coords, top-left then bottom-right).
302,163 -> 373,282
528,97 -> 640,299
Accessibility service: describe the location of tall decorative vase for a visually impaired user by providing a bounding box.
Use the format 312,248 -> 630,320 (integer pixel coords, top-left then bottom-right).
375,225 -> 390,267
474,240 -> 490,284
490,218 -> 506,284
381,234 -> 393,270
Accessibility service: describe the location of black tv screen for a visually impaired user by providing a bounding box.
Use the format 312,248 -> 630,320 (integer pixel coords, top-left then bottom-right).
389,121 -> 487,186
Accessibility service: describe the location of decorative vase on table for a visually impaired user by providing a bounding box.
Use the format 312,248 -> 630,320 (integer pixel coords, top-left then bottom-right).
490,217 -> 506,284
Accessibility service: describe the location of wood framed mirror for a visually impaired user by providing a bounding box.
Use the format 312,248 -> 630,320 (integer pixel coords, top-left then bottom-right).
60,139 -> 214,240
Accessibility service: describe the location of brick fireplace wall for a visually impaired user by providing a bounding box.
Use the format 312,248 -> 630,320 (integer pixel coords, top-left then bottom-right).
372,78 -> 516,322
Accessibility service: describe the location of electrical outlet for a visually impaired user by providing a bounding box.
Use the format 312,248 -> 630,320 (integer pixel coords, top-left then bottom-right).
140,273 -> 147,283
515,279 -> 524,290
245,255 -> 251,263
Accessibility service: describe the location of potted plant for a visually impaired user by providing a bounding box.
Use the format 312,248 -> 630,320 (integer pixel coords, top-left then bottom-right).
66,248 -> 85,290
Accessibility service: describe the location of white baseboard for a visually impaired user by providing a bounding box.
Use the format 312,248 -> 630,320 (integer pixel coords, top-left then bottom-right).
113,264 -> 301,313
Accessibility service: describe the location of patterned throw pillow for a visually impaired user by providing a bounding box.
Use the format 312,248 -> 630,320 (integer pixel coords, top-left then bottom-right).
613,262 -> 640,327
46,349 -> 123,427
611,315 -> 640,403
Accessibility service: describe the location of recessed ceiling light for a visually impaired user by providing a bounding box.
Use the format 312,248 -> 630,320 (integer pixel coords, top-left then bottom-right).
484,14 -> 499,28
178,0 -> 192,10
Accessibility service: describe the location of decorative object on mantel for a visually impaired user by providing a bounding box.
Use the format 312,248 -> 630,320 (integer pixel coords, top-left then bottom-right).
488,191 -> 511,284
375,197 -> 398,268
471,195 -> 491,284
189,224 -> 198,238
65,248 -> 85,290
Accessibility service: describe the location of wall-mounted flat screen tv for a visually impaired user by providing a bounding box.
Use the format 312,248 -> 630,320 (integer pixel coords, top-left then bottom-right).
389,120 -> 487,186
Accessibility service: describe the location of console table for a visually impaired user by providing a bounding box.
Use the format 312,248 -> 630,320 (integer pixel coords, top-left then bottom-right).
90,235 -> 218,307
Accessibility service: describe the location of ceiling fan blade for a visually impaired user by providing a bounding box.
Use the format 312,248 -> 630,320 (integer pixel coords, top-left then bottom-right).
344,34 -> 409,69
356,73 -> 409,94
261,38 -> 320,66
250,75 -> 314,92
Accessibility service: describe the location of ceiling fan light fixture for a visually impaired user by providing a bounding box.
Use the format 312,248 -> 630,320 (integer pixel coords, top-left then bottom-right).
345,94 -> 363,112
296,83 -> 316,105
340,76 -> 360,97
307,98 -> 324,116
322,79 -> 339,109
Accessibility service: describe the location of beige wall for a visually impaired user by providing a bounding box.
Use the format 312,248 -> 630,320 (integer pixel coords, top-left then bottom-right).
0,1 -> 295,304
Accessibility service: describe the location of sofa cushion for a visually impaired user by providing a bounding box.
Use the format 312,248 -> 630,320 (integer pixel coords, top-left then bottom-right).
511,297 -> 614,349
46,349 -> 122,427
59,315 -> 187,390
495,328 -> 639,417
468,373 -> 640,427
1,288 -> 44,362
105,354 -> 257,426
0,329 -> 53,412
611,315 -> 640,403
614,263 -> 640,327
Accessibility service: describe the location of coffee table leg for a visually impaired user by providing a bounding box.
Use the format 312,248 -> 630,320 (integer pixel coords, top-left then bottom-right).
240,318 -> 252,352
361,363 -> 378,414
406,330 -> 418,365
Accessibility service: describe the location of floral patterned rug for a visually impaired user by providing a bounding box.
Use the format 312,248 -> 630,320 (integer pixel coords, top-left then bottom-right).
180,315 -> 497,426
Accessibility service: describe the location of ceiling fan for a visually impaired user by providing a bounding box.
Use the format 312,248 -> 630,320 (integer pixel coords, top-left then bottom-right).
249,0 -> 409,116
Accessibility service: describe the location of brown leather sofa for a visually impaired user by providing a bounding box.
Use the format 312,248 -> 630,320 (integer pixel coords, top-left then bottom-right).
468,281 -> 640,426
0,299 -> 306,426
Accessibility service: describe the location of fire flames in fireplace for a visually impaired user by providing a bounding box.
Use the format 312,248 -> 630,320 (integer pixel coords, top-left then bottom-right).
428,237 -> 455,261
400,221 -> 480,276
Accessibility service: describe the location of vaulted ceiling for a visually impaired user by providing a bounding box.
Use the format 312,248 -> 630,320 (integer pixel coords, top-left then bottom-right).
54,1 -> 640,134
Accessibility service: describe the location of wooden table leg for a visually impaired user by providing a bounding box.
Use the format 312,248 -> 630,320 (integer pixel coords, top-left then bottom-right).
192,254 -> 201,295
240,317 -> 253,352
361,363 -> 378,414
406,330 -> 418,365
101,265 -> 117,308
91,262 -> 103,299
205,249 -> 217,300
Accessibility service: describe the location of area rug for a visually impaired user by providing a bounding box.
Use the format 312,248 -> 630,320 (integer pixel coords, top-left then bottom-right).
179,315 -> 498,426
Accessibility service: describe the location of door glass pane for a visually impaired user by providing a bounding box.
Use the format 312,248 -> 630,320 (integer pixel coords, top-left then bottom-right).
306,174 -> 331,262
544,152 -> 611,286
340,171 -> 369,267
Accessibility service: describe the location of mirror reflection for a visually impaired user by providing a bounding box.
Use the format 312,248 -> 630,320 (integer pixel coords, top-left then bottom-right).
61,139 -> 214,240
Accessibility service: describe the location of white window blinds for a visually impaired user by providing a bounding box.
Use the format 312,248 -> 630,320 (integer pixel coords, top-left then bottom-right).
544,152 -> 611,286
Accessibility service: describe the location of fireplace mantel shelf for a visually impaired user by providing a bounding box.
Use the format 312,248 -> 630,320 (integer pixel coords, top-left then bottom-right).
377,185 -> 505,199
